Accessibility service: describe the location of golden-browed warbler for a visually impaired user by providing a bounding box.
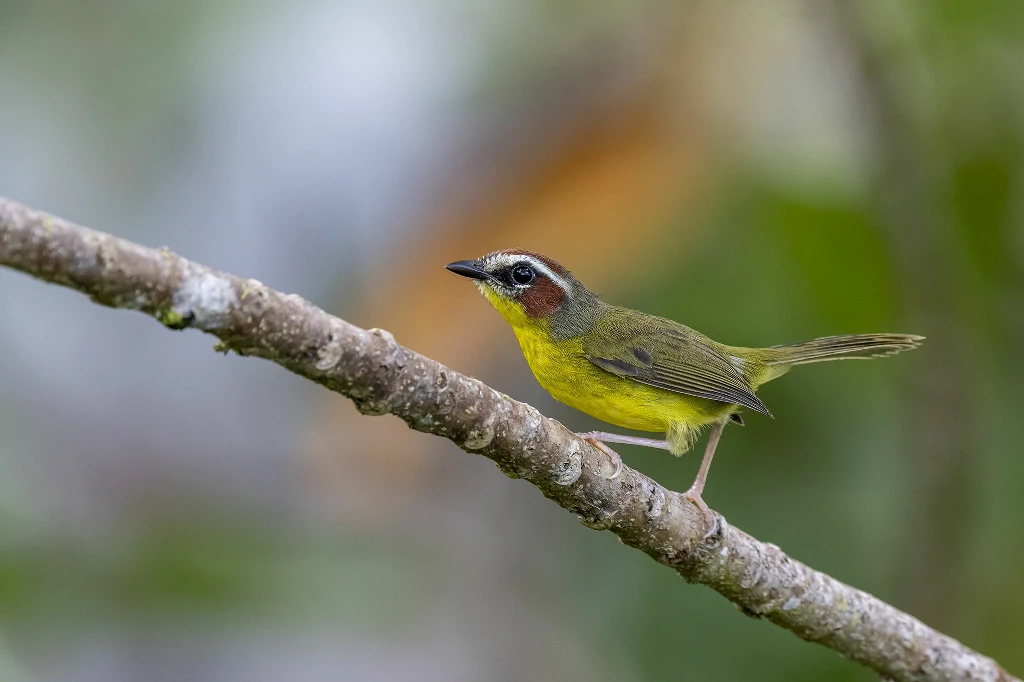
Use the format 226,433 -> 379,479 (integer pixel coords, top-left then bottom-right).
446,250 -> 922,526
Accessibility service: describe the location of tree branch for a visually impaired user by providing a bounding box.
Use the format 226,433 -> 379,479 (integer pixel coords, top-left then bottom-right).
0,197 -> 1015,682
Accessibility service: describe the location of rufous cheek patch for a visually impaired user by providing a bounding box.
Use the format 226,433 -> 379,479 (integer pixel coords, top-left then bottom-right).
521,277 -> 565,318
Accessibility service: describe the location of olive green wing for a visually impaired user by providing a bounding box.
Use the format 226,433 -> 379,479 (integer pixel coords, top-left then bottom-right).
582,318 -> 773,418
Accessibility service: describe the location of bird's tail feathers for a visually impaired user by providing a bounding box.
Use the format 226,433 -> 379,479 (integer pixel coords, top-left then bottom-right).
766,333 -> 924,367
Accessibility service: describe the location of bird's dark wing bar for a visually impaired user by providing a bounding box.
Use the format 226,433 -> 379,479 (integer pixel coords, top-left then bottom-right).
583,318 -> 773,418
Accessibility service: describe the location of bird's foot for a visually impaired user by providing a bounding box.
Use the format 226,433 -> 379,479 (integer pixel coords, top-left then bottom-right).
578,434 -> 623,479
682,486 -> 719,539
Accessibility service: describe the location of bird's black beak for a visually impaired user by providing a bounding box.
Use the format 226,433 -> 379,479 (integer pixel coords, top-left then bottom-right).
445,259 -> 491,281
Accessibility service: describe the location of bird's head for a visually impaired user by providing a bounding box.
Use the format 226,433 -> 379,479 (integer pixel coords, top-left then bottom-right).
446,249 -> 601,335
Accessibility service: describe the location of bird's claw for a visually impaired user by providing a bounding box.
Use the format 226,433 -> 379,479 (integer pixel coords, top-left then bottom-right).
580,436 -> 623,479
682,488 -> 719,539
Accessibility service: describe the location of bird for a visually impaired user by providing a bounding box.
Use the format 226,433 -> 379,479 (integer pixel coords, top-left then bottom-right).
445,249 -> 923,527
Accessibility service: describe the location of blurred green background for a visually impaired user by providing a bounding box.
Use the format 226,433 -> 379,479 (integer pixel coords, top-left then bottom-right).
1,0 -> 1022,680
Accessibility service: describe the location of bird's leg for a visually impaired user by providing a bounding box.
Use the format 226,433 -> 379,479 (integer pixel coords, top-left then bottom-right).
575,432 -> 672,480
575,432 -> 672,450
682,419 -> 727,536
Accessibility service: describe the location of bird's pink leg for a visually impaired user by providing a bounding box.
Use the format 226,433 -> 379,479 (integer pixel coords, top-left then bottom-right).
682,419 -> 727,536
575,431 -> 671,480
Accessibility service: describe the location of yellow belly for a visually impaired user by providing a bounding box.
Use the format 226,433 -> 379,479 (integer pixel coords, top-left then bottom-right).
512,324 -> 733,450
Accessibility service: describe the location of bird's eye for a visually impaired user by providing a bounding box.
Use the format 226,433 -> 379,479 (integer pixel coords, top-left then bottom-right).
511,264 -> 535,286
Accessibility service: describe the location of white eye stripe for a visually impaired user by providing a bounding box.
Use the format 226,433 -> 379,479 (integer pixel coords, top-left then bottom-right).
526,261 -> 571,294
484,253 -> 571,295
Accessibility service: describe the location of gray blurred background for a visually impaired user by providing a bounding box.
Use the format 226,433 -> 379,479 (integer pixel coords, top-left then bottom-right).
1,0 -> 1023,680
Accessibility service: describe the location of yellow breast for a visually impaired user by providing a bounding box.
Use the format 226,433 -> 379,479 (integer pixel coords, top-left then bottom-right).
508,319 -> 728,444
479,287 -> 731,453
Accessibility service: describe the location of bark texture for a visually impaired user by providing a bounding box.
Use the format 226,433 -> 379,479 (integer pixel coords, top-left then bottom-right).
0,197 -> 1016,682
